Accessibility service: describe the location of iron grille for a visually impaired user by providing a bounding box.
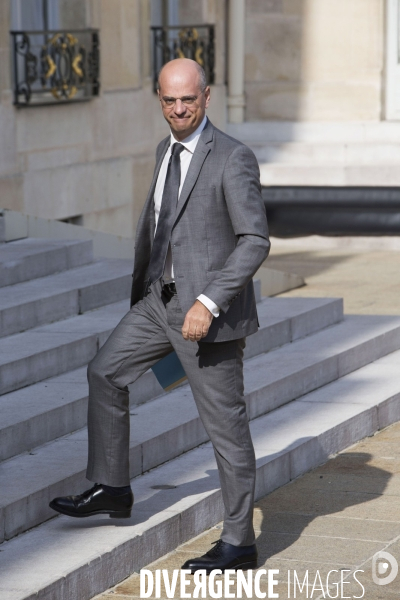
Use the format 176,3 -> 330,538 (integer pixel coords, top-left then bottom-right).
10,29 -> 100,107
151,24 -> 215,92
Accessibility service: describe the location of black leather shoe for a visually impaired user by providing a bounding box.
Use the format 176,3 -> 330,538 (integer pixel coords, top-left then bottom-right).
49,484 -> 133,519
181,540 -> 258,574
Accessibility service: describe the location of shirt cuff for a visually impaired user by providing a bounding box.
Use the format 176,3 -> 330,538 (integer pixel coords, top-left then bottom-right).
197,294 -> 220,318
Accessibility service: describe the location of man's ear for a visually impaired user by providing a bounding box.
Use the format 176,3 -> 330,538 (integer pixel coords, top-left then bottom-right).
204,86 -> 211,109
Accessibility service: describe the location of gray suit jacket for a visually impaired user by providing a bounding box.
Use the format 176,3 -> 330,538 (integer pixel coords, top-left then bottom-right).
130,119 -> 270,342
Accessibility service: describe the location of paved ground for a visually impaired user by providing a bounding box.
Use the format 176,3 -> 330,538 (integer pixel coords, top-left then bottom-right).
266,238 -> 400,316
94,239 -> 400,600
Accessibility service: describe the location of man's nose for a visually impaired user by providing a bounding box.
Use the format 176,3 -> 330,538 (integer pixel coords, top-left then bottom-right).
174,99 -> 186,115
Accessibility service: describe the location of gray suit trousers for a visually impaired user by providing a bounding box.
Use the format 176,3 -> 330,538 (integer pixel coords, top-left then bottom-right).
86,280 -> 256,546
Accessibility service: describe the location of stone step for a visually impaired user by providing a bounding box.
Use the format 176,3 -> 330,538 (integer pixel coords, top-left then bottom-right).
0,294 -> 339,397
0,281 -> 261,396
0,314 -> 399,543
0,258 -> 132,337
225,122 -> 400,186
0,349 -> 399,600
0,238 -> 93,287
258,163 -> 400,187
0,298 -> 342,461
227,120 -> 400,144
0,300 -> 129,396
250,141 -> 400,166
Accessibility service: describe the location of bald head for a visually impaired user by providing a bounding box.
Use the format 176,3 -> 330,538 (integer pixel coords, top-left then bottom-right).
157,58 -> 211,141
158,58 -> 207,94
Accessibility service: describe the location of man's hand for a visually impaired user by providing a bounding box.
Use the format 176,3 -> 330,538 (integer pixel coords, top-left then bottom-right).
182,300 -> 213,341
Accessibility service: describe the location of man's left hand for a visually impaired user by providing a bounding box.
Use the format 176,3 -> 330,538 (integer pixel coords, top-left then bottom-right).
182,300 -> 213,341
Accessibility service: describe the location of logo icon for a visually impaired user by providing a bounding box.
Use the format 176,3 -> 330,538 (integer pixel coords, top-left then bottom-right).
372,551 -> 398,586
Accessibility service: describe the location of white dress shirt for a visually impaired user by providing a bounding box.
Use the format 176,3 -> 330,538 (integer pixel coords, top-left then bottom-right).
153,115 -> 220,318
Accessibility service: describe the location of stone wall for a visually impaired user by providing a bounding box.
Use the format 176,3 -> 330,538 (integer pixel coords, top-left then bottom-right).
0,0 -> 226,237
245,0 -> 384,121
0,0 -> 390,235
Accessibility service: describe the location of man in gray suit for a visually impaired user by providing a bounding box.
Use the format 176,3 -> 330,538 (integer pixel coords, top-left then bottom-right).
50,58 -> 270,573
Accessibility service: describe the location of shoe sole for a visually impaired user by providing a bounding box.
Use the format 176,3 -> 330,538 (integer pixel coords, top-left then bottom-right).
49,502 -> 132,519
187,559 -> 258,575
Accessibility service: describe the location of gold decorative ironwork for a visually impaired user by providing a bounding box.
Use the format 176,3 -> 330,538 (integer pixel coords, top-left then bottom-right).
151,24 -> 215,92
195,47 -> 204,66
51,84 -> 77,100
66,33 -> 78,46
72,54 -> 83,78
44,54 -> 56,78
11,29 -> 100,106
178,27 -> 199,42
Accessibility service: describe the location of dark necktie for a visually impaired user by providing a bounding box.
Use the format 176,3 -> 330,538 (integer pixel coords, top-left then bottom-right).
147,142 -> 185,284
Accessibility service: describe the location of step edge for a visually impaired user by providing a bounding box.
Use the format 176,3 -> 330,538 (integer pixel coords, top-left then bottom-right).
0,299 -> 347,457
0,392 -> 398,600
0,298 -> 343,394
1,327 -> 399,540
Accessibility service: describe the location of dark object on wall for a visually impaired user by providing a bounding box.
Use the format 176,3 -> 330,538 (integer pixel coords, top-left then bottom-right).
10,29 -> 100,106
151,24 -> 215,92
263,187 -> 400,237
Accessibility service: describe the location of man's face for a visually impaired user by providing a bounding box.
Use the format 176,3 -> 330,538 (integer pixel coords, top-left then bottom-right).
158,65 -> 210,141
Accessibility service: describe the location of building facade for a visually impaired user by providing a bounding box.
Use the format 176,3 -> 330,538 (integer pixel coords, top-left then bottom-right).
0,0 -> 399,238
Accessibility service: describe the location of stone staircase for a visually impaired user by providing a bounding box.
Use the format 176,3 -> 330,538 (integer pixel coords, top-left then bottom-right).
1,237 -> 400,600
227,121 -> 400,187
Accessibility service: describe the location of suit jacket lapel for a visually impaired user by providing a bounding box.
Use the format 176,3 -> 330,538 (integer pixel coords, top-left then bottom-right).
135,136 -> 169,247
173,119 -> 214,225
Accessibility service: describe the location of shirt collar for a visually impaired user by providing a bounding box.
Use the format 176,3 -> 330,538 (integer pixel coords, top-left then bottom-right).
169,115 -> 208,154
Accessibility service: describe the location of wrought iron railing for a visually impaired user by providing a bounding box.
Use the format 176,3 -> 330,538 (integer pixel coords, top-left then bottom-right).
151,24 -> 215,92
10,29 -> 100,107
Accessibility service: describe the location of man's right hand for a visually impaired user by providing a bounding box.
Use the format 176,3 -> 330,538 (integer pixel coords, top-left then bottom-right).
182,300 -> 213,341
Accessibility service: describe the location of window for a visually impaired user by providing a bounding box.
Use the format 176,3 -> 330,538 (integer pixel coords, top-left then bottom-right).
11,0 -> 86,30
151,0 -> 179,28
10,0 -> 99,106
150,0 -> 215,92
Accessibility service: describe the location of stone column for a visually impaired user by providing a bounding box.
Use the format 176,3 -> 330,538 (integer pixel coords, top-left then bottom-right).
227,0 -> 245,123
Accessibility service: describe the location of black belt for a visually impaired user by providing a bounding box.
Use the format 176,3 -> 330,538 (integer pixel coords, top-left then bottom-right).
162,281 -> 177,296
